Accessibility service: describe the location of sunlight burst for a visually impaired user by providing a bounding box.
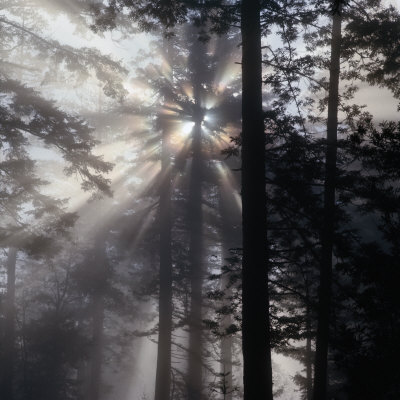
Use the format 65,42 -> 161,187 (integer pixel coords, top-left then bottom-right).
180,121 -> 195,137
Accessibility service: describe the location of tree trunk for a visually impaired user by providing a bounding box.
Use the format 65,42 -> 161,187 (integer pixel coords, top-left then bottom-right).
88,294 -> 104,400
220,259 -> 233,400
240,1 -> 274,399
1,247 -> 17,400
88,238 -> 107,400
154,36 -> 173,400
187,114 -> 204,400
313,7 -> 342,400
77,360 -> 88,400
305,305 -> 313,400
220,331 -> 233,400
186,25 -> 207,400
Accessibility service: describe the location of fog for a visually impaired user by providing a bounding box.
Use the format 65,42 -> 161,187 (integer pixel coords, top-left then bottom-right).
1,1 -> 400,400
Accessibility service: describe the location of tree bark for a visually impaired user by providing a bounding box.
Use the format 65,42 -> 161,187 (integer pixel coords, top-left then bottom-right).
187,114 -> 204,400
88,237 -> 107,400
1,247 -> 17,400
187,25 -> 206,400
154,36 -> 173,400
313,7 -> 342,400
305,305 -> 313,400
240,1 -> 274,399
88,294 -> 104,400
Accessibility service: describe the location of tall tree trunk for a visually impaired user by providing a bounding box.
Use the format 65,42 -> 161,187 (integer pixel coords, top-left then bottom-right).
1,247 -> 17,400
240,1 -> 273,399
313,6 -> 342,400
154,36 -> 173,400
187,113 -> 204,400
220,264 -> 233,400
187,25 -> 206,400
220,328 -> 233,400
88,294 -> 104,400
77,360 -> 88,400
88,237 -> 107,400
305,305 -> 313,400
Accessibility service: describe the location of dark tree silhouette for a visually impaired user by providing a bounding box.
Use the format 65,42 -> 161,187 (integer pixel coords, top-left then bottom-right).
240,1 -> 273,398
313,2 -> 342,399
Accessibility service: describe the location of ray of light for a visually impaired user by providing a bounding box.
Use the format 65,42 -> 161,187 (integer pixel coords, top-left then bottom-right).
215,162 -> 242,213
181,82 -> 193,99
160,56 -> 173,83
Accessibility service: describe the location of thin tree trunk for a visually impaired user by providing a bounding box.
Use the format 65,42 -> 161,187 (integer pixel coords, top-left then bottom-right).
154,36 -> 173,400
313,7 -> 342,400
220,332 -> 233,400
220,260 -> 234,400
240,1 -> 273,399
88,294 -> 104,400
1,247 -> 17,400
88,238 -> 107,400
220,262 -> 233,400
187,114 -> 204,400
305,305 -> 313,400
77,360 -> 88,400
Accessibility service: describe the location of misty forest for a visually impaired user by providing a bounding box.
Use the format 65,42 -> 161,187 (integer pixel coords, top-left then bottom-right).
1,0 -> 400,399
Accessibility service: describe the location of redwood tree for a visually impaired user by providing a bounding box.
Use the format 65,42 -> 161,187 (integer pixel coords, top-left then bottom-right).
241,1 -> 273,399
